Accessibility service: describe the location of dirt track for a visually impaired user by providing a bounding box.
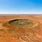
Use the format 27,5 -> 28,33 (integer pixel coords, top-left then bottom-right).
0,16 -> 42,42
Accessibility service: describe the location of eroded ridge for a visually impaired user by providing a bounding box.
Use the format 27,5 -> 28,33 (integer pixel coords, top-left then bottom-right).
3,19 -> 38,28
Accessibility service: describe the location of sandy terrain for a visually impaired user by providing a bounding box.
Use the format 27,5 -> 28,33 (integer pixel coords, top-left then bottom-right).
0,15 -> 42,42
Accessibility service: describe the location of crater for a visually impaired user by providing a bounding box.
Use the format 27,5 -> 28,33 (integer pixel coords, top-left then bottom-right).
3,19 -> 40,29
9,19 -> 33,26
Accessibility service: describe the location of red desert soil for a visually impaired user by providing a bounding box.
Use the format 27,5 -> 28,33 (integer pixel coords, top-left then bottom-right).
0,16 -> 42,42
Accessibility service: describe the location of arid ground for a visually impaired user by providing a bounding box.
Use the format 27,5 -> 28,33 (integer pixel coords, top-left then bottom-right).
0,15 -> 42,42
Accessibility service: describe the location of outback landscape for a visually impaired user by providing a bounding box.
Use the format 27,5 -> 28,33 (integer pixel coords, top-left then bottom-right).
0,15 -> 42,42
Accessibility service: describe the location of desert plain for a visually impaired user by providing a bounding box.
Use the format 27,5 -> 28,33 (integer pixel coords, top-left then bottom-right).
0,15 -> 42,42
